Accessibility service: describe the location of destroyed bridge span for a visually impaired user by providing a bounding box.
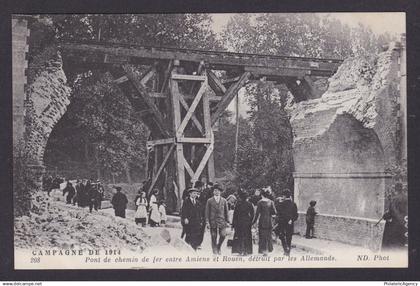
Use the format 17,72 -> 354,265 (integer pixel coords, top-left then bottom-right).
59,41 -> 343,210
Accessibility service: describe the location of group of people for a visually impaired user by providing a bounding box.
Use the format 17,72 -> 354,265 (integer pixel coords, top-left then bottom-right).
110,185 -> 167,228
43,175 -> 320,256
43,175 -> 105,213
132,188 -> 167,227
66,179 -> 105,213
180,181 -> 315,257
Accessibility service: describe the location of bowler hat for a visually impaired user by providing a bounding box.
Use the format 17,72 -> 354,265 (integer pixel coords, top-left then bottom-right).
187,187 -> 199,194
212,184 -> 223,192
282,189 -> 291,198
113,186 -> 122,191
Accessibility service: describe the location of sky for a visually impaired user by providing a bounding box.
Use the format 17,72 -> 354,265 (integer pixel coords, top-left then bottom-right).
217,12 -> 406,119
211,12 -> 406,36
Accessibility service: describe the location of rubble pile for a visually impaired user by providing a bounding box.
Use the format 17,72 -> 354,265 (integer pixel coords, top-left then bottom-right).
15,192 -> 152,252
290,44 -> 398,144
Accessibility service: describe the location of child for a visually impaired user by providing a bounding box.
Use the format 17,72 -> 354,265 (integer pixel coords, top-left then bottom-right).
159,201 -> 167,226
305,200 -> 317,239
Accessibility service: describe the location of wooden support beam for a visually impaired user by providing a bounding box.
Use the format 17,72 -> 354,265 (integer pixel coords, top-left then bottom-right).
160,60 -> 173,93
244,66 -> 308,78
171,74 -> 207,81
202,91 -> 215,182
177,137 -> 212,144
134,109 -> 152,117
113,75 -> 128,84
140,67 -> 156,86
147,144 -> 175,195
207,70 -> 227,96
183,159 -> 195,179
147,138 -> 175,147
189,61 -> 205,95
211,72 -> 251,126
221,75 -> 240,84
192,143 -> 214,182
303,75 -> 324,98
122,65 -> 171,137
149,92 -> 167,99
170,70 -> 186,208
136,90 -> 221,102
178,95 -> 204,135
284,76 -> 322,102
176,81 -> 207,136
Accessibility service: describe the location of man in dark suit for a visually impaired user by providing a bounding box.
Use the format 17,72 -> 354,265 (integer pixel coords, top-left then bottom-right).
205,185 -> 229,255
181,188 -> 203,250
111,186 -> 128,218
275,189 -> 298,256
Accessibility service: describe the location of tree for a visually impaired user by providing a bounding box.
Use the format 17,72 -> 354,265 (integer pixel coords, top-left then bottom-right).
33,14 -> 222,182
222,13 -> 394,58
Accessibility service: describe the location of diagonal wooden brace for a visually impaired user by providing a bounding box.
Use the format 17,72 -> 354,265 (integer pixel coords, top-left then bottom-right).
178,95 -> 204,135
191,142 -> 214,182
207,70 -> 226,96
122,65 -> 171,137
183,159 -> 195,179
176,80 -> 207,137
211,72 -> 250,126
147,144 -> 175,195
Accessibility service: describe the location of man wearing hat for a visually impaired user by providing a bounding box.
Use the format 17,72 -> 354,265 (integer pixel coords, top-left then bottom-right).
111,186 -> 128,218
275,189 -> 298,256
181,188 -> 203,250
205,184 -> 229,255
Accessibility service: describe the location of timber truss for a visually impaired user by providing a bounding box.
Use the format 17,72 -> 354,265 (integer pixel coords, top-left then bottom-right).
60,41 -> 342,210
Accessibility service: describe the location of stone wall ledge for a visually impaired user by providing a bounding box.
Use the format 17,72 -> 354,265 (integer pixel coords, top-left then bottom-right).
293,172 -> 392,179
297,211 -> 381,223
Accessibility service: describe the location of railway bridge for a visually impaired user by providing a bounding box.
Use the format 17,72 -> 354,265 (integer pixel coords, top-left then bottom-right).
59,41 -> 342,209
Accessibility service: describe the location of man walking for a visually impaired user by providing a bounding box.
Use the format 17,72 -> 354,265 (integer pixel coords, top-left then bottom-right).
275,189 -> 298,256
196,181 -> 212,248
205,185 -> 229,255
181,188 -> 203,250
111,186 -> 128,218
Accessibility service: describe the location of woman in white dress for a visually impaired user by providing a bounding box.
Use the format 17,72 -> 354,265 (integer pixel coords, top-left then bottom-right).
149,189 -> 160,227
135,191 -> 148,227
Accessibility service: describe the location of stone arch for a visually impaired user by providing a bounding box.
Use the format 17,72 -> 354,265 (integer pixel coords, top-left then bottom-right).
25,51 -> 72,168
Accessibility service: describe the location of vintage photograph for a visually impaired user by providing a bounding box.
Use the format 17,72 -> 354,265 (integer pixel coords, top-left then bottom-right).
12,13 -> 407,269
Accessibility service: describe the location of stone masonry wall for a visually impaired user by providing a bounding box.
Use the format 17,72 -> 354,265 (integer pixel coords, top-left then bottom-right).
290,43 -> 405,248
12,18 -> 29,144
295,213 -> 385,251
25,51 -> 72,165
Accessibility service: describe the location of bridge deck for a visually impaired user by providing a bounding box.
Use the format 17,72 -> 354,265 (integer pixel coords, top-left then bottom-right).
60,41 -> 342,78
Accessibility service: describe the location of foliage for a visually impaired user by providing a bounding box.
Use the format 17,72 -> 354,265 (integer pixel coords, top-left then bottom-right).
241,81 -> 294,195
45,14 -> 221,50
222,13 -> 394,58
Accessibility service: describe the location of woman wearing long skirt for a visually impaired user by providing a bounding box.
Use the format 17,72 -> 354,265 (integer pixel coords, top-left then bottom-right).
149,189 -> 160,227
135,191 -> 148,227
252,189 -> 276,255
232,191 -> 254,256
